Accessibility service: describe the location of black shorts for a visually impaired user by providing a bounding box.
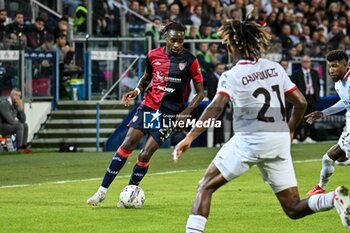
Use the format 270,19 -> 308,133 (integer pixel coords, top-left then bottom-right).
128,105 -> 175,146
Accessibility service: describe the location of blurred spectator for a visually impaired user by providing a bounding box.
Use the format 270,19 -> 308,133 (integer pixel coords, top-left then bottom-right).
184,25 -> 200,50
279,59 -> 289,72
196,42 -> 215,86
24,16 -> 48,50
294,42 -> 305,57
207,42 -> 220,65
326,2 -> 345,24
156,1 -> 168,20
53,33 -> 80,99
165,3 -> 181,22
64,0 -> 82,17
202,0 -> 221,27
104,0 -> 121,36
120,68 -> 138,96
198,24 -> 213,39
0,88 -> 31,153
289,25 -> 301,45
328,21 -> 345,50
53,16 -> 69,41
0,9 -> 7,43
36,33 -> 55,51
175,0 -> 192,25
144,0 -> 155,18
73,0 -> 87,34
2,31 -> 27,50
191,5 -> 203,27
279,24 -> 294,56
145,16 -> 161,49
93,0 -> 107,36
207,63 -> 225,147
91,61 -> 107,93
5,11 -> 24,36
291,55 -> 320,143
127,0 -> 146,54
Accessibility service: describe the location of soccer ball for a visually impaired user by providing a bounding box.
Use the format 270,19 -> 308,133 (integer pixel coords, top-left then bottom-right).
119,185 -> 145,208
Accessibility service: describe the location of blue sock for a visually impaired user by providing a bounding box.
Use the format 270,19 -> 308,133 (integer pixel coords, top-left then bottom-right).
129,161 -> 149,185
101,147 -> 131,188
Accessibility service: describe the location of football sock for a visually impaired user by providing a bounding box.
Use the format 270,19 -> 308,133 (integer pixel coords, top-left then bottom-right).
308,191 -> 335,212
318,154 -> 334,189
186,214 -> 207,233
98,186 -> 108,194
101,146 -> 132,189
128,160 -> 150,185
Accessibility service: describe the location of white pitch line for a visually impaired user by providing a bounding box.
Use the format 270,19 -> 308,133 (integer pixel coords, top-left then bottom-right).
0,169 -> 203,189
0,159 -> 322,189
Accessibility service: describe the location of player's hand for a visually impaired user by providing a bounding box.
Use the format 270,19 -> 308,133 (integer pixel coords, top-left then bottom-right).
122,90 -> 138,106
172,137 -> 192,163
305,111 -> 323,124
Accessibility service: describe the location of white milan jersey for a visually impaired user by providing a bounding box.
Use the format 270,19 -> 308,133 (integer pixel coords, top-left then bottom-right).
217,58 -> 296,133
334,69 -> 350,132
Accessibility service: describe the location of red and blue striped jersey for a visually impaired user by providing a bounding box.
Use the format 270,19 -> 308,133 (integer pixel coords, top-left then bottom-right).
142,47 -> 203,114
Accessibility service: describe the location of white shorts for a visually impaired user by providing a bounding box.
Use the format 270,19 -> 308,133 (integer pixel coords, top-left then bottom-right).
213,132 -> 297,193
338,131 -> 350,158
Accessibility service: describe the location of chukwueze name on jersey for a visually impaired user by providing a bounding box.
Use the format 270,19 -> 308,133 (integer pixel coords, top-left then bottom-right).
242,68 -> 278,85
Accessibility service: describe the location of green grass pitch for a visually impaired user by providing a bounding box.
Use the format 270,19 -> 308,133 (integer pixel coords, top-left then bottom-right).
1,142 -> 350,233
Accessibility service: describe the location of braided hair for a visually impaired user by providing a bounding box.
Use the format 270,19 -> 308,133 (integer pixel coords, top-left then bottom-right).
217,18 -> 271,60
160,20 -> 187,36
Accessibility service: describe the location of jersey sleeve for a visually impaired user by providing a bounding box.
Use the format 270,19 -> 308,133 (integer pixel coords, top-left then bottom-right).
189,58 -> 203,83
282,69 -> 297,95
216,71 -> 234,99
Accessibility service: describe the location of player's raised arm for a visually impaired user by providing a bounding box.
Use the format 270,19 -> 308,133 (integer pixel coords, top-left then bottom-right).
173,93 -> 229,161
305,100 -> 345,124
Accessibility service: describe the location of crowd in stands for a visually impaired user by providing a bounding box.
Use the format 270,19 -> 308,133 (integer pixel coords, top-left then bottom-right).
1,0 -> 350,95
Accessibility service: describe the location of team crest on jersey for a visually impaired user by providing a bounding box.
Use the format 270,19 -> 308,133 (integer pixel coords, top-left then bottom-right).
156,71 -> 165,82
154,61 -> 161,66
179,62 -> 186,71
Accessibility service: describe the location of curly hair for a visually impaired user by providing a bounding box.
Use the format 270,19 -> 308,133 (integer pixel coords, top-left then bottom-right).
326,49 -> 349,63
160,20 -> 187,36
217,19 -> 271,60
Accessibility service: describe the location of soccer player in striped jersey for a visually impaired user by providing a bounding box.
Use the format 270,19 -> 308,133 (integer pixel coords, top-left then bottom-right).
87,21 -> 204,206
306,50 -> 350,195
173,19 -> 350,232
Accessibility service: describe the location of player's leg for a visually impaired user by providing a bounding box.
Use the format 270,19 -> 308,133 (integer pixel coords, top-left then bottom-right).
87,127 -> 144,206
128,126 -> 173,185
307,144 -> 345,195
186,135 -> 251,233
185,163 -> 228,233
128,134 -> 160,185
276,186 -> 350,228
335,155 -> 350,165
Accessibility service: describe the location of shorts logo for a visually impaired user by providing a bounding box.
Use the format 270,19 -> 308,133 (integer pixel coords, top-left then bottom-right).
143,110 -> 162,129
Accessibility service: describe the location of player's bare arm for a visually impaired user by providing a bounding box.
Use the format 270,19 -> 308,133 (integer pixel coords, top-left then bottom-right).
176,81 -> 205,123
121,72 -> 152,106
285,88 -> 307,139
305,111 -> 323,124
173,93 -> 229,160
306,100 -> 345,124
